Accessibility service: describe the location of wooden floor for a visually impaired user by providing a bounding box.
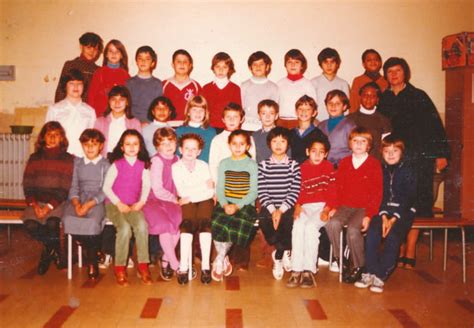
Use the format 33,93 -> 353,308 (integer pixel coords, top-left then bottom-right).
0,227 -> 473,327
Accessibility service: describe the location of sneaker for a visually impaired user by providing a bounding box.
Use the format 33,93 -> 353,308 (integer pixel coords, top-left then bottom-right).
282,250 -> 292,272
329,260 -> 339,273
223,256 -> 233,277
354,273 -> 374,288
272,251 -> 284,280
317,257 -> 330,267
343,267 -> 364,284
127,258 -> 134,269
369,276 -> 384,293
211,260 -> 223,282
99,254 -> 112,269
300,271 -> 316,288
286,271 -> 301,288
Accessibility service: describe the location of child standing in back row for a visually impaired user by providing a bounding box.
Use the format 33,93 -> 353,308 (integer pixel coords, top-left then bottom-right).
277,49 -> 316,129
241,51 -> 279,131
163,49 -> 201,125
126,46 -> 163,123
311,48 -> 350,122
211,130 -> 258,281
88,39 -> 130,117
103,129 -> 152,286
202,52 -> 241,130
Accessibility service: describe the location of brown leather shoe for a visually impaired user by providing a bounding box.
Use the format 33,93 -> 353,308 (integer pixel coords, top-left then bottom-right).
115,270 -> 129,286
137,269 -> 153,285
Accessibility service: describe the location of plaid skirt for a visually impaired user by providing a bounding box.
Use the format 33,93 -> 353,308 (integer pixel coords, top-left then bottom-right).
211,204 -> 257,247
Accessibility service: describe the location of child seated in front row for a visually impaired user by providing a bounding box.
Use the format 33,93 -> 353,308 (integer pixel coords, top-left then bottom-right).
318,90 -> 356,167
287,138 -> 336,288
103,129 -> 152,286
211,130 -> 258,281
355,136 -> 416,293
258,127 -> 301,281
325,127 -> 382,283
63,129 -> 110,280
143,128 -> 182,281
172,134 -> 215,284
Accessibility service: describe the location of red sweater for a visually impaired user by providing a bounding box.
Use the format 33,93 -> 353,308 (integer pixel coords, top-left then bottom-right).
87,66 -> 130,117
201,81 -> 241,129
296,159 -> 337,207
334,155 -> 382,218
163,79 -> 201,121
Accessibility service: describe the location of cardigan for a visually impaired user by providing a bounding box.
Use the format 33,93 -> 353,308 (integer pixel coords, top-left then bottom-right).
94,115 -> 142,156
171,159 -> 214,203
318,117 -> 356,165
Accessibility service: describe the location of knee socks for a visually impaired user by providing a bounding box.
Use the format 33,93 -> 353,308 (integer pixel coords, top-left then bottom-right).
199,232 -> 212,270
179,233 -> 193,272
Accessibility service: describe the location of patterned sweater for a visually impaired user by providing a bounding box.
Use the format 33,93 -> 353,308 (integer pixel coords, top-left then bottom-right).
217,156 -> 258,209
23,147 -> 74,208
296,159 -> 336,207
258,156 -> 301,213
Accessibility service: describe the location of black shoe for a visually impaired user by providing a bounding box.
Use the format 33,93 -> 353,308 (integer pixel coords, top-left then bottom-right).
37,248 -> 53,275
159,260 -> 174,281
343,267 -> 364,284
88,262 -> 99,280
201,270 -> 211,284
177,270 -> 189,285
300,271 -> 316,288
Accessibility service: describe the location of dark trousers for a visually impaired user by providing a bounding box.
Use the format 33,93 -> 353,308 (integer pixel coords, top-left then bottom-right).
24,217 -> 61,250
259,207 -> 293,259
415,157 -> 435,217
73,235 -> 101,265
365,215 -> 413,280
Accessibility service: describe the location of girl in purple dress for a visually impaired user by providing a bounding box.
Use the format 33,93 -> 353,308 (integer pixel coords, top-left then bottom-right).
143,127 -> 182,280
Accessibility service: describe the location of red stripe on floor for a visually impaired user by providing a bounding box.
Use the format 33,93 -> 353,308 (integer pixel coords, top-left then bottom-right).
0,294 -> 8,303
414,270 -> 441,284
455,299 -> 474,314
43,306 -> 76,328
225,276 -> 240,291
389,309 -> 421,328
81,274 -> 103,288
448,255 -> 463,264
140,298 -> 163,319
226,308 -> 243,328
20,267 -> 37,279
303,299 -> 328,320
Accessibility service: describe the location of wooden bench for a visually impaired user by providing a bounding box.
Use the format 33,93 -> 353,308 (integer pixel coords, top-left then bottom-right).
0,210 -> 24,247
412,216 -> 474,283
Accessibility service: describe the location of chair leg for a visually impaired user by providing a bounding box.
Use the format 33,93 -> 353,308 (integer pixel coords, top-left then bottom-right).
67,234 -> 72,280
78,244 -> 83,268
329,244 -> 333,268
339,229 -> 343,283
462,227 -> 466,283
443,228 -> 448,271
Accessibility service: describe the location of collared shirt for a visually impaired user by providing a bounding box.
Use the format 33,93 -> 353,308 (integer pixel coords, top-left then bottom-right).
83,155 -> 103,165
45,98 -> 96,157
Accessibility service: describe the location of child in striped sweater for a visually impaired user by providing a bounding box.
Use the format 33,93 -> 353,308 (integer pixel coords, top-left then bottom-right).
257,127 -> 301,281
211,130 -> 258,282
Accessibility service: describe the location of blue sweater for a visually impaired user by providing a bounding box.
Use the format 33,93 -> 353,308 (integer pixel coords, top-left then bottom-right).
176,125 -> 217,163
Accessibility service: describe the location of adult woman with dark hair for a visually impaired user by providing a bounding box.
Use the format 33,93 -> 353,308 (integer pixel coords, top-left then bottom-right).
378,57 -> 450,269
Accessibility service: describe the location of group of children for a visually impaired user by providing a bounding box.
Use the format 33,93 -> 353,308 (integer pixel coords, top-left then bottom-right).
22,31 -> 425,294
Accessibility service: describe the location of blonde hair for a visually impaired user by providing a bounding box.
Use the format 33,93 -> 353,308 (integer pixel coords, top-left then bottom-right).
348,127 -> 373,151
183,95 -> 210,128
153,127 -> 177,148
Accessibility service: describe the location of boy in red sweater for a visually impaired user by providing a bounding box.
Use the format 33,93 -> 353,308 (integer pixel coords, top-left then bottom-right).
326,127 -> 382,283
287,138 -> 336,288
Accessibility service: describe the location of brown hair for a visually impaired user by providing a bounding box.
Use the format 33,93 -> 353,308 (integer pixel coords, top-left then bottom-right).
383,57 -> 411,83
248,51 -> 272,75
104,85 -> 133,119
295,95 -> 317,111
183,95 -> 210,128
381,135 -> 405,154
79,128 -> 105,144
178,133 -> 205,150
172,49 -> 193,74
222,102 -> 245,119
103,39 -> 129,72
349,127 -> 373,151
211,52 -> 236,78
35,121 -> 68,153
257,99 -> 279,114
228,129 -> 252,158
284,49 -> 308,74
324,89 -> 350,108
153,127 -> 177,148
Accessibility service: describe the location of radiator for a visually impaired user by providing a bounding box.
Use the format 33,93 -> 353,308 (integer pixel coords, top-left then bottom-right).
0,133 -> 31,199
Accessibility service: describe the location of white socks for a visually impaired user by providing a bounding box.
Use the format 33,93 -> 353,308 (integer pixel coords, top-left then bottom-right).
179,233 -> 193,272
199,232 -> 212,270
214,241 -> 232,263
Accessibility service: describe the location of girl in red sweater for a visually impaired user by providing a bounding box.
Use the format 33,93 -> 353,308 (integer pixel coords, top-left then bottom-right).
201,52 -> 241,130
88,39 -> 130,117
326,127 -> 382,283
